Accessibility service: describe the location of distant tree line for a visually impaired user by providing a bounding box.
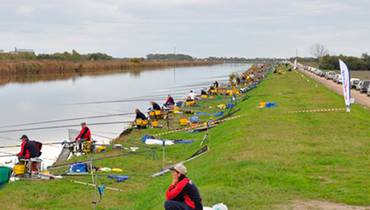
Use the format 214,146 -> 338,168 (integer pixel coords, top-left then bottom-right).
146,53 -> 194,61
319,54 -> 370,70
206,57 -> 285,63
294,54 -> 370,71
295,43 -> 370,71
0,50 -> 113,61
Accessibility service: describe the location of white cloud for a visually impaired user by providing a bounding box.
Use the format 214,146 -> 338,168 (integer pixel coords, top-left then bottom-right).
0,0 -> 369,57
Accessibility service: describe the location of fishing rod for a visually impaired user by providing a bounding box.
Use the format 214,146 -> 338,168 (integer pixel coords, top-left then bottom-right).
0,120 -> 133,134
48,150 -> 151,170
63,91 -> 188,106
0,151 -> 16,156
0,112 -> 135,129
0,153 -> 17,157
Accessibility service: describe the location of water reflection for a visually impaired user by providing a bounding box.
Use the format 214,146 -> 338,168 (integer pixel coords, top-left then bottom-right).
0,63 -> 250,165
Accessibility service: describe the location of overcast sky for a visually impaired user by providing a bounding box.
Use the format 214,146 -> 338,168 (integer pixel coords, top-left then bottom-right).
0,0 -> 369,58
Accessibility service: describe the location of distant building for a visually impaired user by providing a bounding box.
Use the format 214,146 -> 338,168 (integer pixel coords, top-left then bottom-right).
13,47 -> 34,54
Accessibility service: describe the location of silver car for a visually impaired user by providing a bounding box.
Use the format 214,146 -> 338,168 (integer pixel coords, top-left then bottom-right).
356,80 -> 363,91
325,71 -> 336,80
351,78 -> 361,88
360,80 -> 370,93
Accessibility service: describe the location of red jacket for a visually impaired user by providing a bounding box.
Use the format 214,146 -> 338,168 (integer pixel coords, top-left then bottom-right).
75,127 -> 91,141
166,178 -> 202,210
17,140 -> 31,159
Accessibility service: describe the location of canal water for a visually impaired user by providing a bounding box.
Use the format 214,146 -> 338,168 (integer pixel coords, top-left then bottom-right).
0,63 -> 251,166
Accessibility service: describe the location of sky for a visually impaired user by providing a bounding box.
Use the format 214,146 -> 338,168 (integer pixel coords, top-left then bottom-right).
0,0 -> 369,58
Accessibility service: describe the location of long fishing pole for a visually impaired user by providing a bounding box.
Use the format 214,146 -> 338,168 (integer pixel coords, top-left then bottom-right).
48,150 -> 151,170
64,91 -> 188,106
0,151 -> 16,156
0,112 -> 135,129
0,120 -> 132,134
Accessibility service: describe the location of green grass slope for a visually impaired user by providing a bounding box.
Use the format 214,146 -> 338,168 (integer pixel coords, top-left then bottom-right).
0,70 -> 369,210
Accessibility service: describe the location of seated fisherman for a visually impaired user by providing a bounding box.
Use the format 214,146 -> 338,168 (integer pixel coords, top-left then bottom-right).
208,86 -> 216,95
75,122 -> 92,152
201,89 -> 208,96
135,109 -> 148,129
151,101 -> 162,111
187,90 -> 197,101
164,95 -> 175,107
213,81 -> 219,88
164,163 -> 203,210
17,135 -> 41,174
135,109 -> 147,120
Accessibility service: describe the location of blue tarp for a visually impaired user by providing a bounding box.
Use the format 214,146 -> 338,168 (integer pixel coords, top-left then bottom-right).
69,163 -> 88,173
195,111 -> 224,117
108,175 -> 129,182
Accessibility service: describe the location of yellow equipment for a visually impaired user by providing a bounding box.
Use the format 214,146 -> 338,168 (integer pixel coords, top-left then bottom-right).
83,141 -> 93,154
112,168 -> 123,172
258,101 -> 266,108
185,100 -> 196,106
149,111 -> 155,117
13,164 -> 26,176
200,95 -> 208,99
217,104 -> 226,109
151,120 -> 159,128
179,117 -> 189,126
96,145 -> 107,153
209,89 -> 217,95
135,119 -> 148,126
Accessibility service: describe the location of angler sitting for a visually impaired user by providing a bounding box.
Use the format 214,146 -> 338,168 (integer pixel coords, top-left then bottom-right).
164,95 -> 175,108
201,89 -> 208,96
151,101 -> 162,111
17,135 -> 42,174
164,163 -> 203,210
187,90 -> 197,101
135,109 -> 148,129
208,86 -> 216,95
75,122 -> 92,153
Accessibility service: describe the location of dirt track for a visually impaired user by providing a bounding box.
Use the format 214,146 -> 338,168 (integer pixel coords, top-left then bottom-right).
298,69 -> 370,108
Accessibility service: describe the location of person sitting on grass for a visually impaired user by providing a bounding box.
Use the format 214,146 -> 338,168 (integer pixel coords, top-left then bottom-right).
201,89 -> 208,96
187,90 -> 197,101
75,122 -> 92,153
17,135 -> 41,174
164,163 -> 203,210
135,109 -> 147,120
151,101 -> 162,111
164,95 -> 175,107
207,86 -> 216,95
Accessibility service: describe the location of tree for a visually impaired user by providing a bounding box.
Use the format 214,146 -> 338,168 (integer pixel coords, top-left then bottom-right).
310,43 -> 329,59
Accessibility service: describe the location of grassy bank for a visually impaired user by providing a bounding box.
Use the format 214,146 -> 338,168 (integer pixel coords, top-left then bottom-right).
0,68 -> 369,209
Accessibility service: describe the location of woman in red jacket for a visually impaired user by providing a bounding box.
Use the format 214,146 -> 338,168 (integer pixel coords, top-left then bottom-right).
165,164 -> 203,210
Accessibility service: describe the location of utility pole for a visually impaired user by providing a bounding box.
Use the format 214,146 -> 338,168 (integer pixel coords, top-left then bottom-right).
173,46 -> 177,82
296,48 -> 298,59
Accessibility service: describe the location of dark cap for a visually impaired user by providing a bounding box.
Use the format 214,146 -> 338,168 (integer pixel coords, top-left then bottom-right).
20,135 -> 28,140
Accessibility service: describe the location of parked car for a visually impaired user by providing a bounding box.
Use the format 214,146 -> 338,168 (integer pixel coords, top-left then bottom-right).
325,71 -> 336,80
317,70 -> 325,77
337,75 -> 343,84
350,78 -> 361,88
333,74 -> 341,83
360,80 -> 370,93
356,80 -> 364,91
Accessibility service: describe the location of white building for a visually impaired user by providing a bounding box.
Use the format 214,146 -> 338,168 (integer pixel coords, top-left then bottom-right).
13,47 -> 34,54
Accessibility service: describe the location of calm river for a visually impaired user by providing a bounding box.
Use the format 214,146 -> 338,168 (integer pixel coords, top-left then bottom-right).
0,63 -> 251,166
